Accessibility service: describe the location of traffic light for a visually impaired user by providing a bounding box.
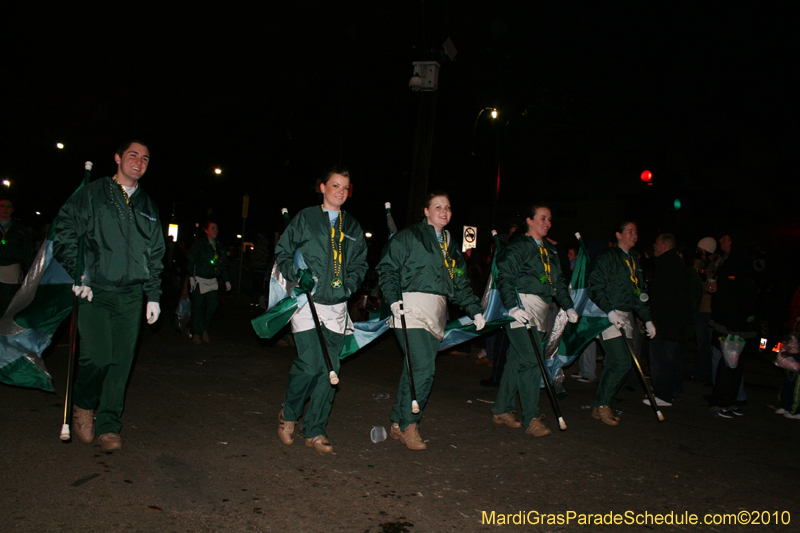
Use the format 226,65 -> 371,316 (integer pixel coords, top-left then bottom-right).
673,198 -> 682,210
640,170 -> 653,183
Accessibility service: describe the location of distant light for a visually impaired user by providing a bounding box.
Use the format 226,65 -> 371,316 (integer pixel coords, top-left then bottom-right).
168,224 -> 179,241
365,232 -> 373,238
2,180 -> 9,187
56,143 -> 64,149
491,109 -> 498,119
236,234 -> 242,239
35,211 -> 41,215
214,168 -> 222,175
673,199 -> 682,210
640,170 -> 652,183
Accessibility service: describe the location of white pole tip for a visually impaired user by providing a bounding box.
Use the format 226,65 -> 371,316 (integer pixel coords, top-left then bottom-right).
657,412 -> 665,422
558,418 -> 567,431
85,161 -> 93,170
60,424 -> 71,441
385,202 -> 391,209
329,372 -> 339,385
491,230 -> 498,236
411,400 -> 420,414
574,232 -> 581,240
281,208 -> 288,215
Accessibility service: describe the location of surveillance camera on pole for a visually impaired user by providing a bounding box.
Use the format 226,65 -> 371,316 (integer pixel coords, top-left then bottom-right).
408,61 -> 440,92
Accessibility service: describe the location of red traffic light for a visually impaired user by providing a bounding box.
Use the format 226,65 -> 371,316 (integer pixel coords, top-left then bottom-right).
640,170 -> 652,182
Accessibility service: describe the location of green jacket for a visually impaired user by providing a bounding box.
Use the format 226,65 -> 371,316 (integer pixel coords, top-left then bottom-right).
376,221 -> 482,318
53,176 -> 165,302
187,238 -> 230,282
0,220 -> 34,271
588,245 -> 651,322
496,235 -> 574,311
275,206 -> 368,306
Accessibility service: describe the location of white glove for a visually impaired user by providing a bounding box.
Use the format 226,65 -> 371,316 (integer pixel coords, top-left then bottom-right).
645,321 -> 656,339
146,302 -> 161,324
189,277 -> 197,292
608,310 -> 625,328
390,301 -> 412,320
566,309 -> 579,324
509,306 -> 532,325
473,313 -> 486,331
225,281 -> 232,291
72,284 -> 93,302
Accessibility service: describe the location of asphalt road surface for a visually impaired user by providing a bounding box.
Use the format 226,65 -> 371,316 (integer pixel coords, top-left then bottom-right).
2,296 -> 798,532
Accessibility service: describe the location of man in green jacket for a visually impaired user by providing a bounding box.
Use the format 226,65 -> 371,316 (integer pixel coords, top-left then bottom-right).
587,221 -> 656,426
53,140 -> 165,451
0,197 -> 34,315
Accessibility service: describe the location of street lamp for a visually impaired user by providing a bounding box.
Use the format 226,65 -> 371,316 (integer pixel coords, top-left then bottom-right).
214,168 -> 222,175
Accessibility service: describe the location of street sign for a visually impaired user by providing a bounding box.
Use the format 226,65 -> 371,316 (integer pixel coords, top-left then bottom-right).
242,194 -> 250,219
462,225 -> 477,252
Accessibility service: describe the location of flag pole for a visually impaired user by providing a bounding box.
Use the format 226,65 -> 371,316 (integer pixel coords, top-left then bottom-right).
526,322 -> 567,430
60,161 -> 92,441
619,327 -> 665,422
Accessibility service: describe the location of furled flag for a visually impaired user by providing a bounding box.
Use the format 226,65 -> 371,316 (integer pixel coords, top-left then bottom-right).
0,163 -> 92,391
545,233 -> 611,382
437,230 -> 514,351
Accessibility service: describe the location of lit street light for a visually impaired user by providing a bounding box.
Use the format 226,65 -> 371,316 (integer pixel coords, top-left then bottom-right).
2,180 -> 10,187
56,143 -> 64,149
214,168 -> 222,175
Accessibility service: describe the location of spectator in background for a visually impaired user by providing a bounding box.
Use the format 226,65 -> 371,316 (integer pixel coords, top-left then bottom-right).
187,221 -> 231,344
691,237 -> 721,381
0,197 -> 34,315
647,234 -> 693,406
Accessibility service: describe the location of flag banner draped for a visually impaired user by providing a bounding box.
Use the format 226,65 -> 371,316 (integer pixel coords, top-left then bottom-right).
0,172 -> 91,392
438,238 -> 513,352
547,235 -> 611,384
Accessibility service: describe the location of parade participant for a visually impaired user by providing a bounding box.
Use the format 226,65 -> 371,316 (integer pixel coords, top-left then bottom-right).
275,166 -> 367,453
492,205 -> 578,437
587,221 -> 656,426
377,191 -> 486,450
0,197 -> 34,315
187,221 -> 231,344
53,140 -> 164,450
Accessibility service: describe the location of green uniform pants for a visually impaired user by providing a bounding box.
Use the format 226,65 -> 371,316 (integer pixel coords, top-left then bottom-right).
492,325 -> 544,426
390,328 -> 440,430
282,326 -> 343,439
191,287 -> 219,335
593,336 -> 632,407
74,287 -> 143,435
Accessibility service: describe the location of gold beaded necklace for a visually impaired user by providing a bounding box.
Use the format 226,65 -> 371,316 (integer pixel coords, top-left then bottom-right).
438,232 -> 456,279
323,206 -> 345,289
527,234 -> 552,284
113,174 -> 131,204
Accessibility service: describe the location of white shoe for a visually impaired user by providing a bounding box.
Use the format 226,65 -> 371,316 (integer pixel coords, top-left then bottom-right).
775,408 -> 787,414
642,397 -> 672,407
784,412 -> 800,420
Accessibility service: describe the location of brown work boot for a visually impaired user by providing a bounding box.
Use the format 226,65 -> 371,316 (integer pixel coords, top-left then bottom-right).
592,405 -> 620,426
278,410 -> 295,445
191,335 -> 202,345
72,406 -> 95,443
305,435 -> 333,453
389,423 -> 402,440
525,415 -> 553,437
399,423 -> 427,450
492,413 -> 523,428
202,331 -> 211,344
98,433 -> 122,451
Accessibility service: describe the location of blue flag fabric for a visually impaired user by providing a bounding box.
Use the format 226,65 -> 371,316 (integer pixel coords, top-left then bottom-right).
0,165 -> 92,391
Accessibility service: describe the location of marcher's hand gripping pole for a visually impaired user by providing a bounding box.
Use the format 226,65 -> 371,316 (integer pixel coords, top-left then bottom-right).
619,326 -> 665,422
305,290 -> 339,385
526,321 -> 567,430
61,161 -> 93,441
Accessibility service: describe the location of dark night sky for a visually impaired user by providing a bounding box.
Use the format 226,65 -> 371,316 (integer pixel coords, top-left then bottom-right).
2,2 -> 797,252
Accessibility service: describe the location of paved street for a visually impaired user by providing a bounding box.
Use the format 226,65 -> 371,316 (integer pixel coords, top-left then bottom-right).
2,295 -> 798,532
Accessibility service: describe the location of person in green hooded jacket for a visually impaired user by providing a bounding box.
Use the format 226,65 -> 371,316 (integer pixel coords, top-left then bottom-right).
186,221 -> 231,344
275,166 -> 368,453
492,204 -> 578,437
587,221 -> 656,426
53,140 -> 164,451
377,191 -> 486,450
